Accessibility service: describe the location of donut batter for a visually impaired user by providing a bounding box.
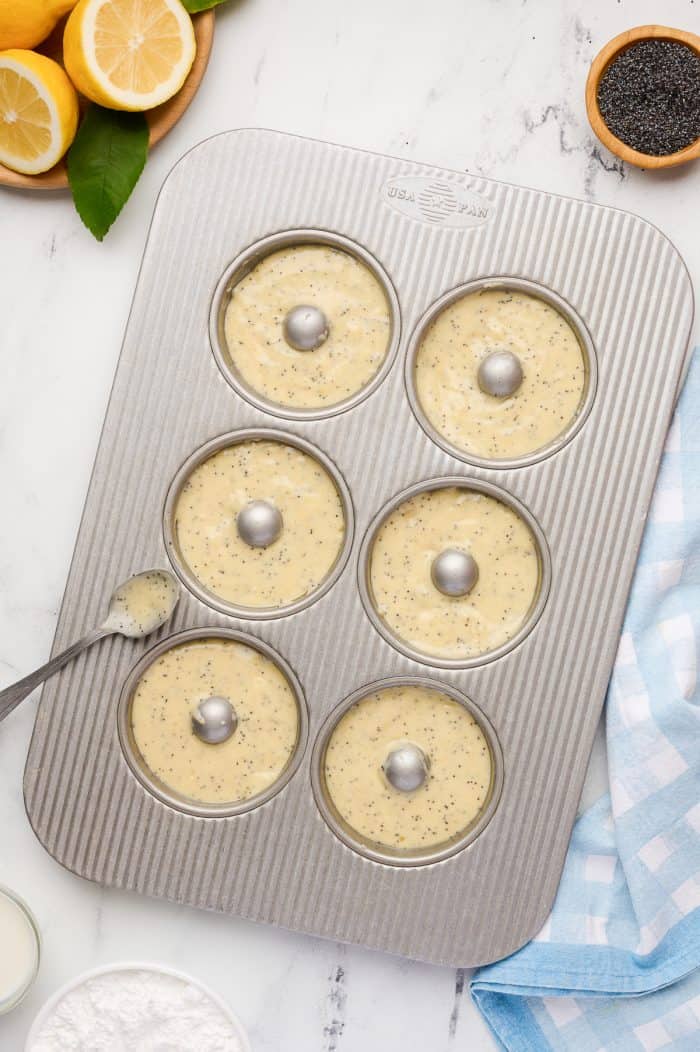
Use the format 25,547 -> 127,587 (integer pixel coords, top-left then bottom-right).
369,486 -> 540,660
108,571 -> 178,636
223,244 -> 392,409
130,637 -> 299,805
173,440 -> 346,610
323,684 -> 493,852
414,287 -> 587,460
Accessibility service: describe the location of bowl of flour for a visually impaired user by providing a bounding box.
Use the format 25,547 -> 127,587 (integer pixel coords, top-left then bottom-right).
25,963 -> 250,1052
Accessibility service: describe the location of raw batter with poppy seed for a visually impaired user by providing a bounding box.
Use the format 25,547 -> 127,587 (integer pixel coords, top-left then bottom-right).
369,486 -> 540,660
173,439 -> 346,610
130,637 -> 299,805
223,244 -> 392,409
323,684 -> 493,852
414,287 -> 586,460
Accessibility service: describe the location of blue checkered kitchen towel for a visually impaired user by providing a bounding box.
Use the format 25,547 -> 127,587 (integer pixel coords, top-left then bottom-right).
471,349 -> 700,1051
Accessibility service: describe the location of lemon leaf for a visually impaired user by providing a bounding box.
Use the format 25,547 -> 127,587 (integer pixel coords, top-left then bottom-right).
67,105 -> 149,241
181,0 -> 226,11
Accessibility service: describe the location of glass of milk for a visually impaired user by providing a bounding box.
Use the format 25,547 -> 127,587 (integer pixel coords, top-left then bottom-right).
0,885 -> 40,1014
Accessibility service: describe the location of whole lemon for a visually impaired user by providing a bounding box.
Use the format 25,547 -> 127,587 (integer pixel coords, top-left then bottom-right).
0,0 -> 78,51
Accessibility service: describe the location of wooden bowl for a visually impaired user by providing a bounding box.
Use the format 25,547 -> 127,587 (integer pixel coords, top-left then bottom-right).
585,24 -> 700,170
0,10 -> 214,191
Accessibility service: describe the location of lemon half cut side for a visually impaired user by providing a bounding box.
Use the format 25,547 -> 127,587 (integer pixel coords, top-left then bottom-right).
0,50 -> 79,175
64,0 -> 196,112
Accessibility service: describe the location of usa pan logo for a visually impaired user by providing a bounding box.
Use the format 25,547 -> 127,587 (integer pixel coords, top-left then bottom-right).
383,175 -> 492,229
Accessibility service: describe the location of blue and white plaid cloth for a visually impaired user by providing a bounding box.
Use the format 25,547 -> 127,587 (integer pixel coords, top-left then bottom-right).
472,350 -> 700,1052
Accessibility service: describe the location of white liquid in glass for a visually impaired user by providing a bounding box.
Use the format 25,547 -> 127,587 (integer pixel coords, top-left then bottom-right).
0,889 -> 39,1012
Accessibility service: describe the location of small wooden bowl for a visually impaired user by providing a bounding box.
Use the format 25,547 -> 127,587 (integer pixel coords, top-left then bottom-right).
585,24 -> 700,170
0,10 -> 214,191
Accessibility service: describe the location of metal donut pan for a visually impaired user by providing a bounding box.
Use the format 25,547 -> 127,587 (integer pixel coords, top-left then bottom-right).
24,129 -> 693,967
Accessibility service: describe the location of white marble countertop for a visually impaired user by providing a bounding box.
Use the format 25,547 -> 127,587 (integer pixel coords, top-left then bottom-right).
1,0 -> 698,1048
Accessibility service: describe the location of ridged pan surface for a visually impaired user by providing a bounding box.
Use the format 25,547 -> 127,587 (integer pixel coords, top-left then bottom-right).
23,130 -> 694,966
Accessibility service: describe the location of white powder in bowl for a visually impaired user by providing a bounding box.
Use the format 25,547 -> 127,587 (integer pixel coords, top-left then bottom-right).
29,968 -> 246,1051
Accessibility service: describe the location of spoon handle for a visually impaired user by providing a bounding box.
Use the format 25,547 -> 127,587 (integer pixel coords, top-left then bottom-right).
0,627 -> 110,724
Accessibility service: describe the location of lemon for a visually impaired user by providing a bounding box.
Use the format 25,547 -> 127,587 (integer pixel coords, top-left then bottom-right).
63,0 -> 196,112
0,0 -> 77,51
0,50 -> 79,174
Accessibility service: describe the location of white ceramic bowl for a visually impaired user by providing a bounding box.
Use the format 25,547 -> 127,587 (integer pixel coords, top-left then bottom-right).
25,962 -> 251,1051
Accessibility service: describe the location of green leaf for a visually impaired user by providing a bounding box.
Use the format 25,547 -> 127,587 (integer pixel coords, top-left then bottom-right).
181,0 -> 228,12
67,105 -> 149,241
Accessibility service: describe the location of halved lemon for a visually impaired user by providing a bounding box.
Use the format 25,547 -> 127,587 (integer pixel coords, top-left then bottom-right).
63,0 -> 196,112
0,50 -> 79,174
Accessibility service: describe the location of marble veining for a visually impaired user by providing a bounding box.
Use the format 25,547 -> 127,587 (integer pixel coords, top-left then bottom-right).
1,0 -> 698,1048
322,958 -> 347,1052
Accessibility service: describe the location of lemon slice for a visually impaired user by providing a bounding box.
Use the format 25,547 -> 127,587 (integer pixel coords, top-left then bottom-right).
0,50 -> 79,174
63,0 -> 196,112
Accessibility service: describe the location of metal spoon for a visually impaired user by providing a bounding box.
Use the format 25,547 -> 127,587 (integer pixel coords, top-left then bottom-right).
0,569 -> 180,725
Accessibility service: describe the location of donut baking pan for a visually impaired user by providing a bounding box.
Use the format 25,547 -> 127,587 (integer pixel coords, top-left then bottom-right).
24,130 -> 693,967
